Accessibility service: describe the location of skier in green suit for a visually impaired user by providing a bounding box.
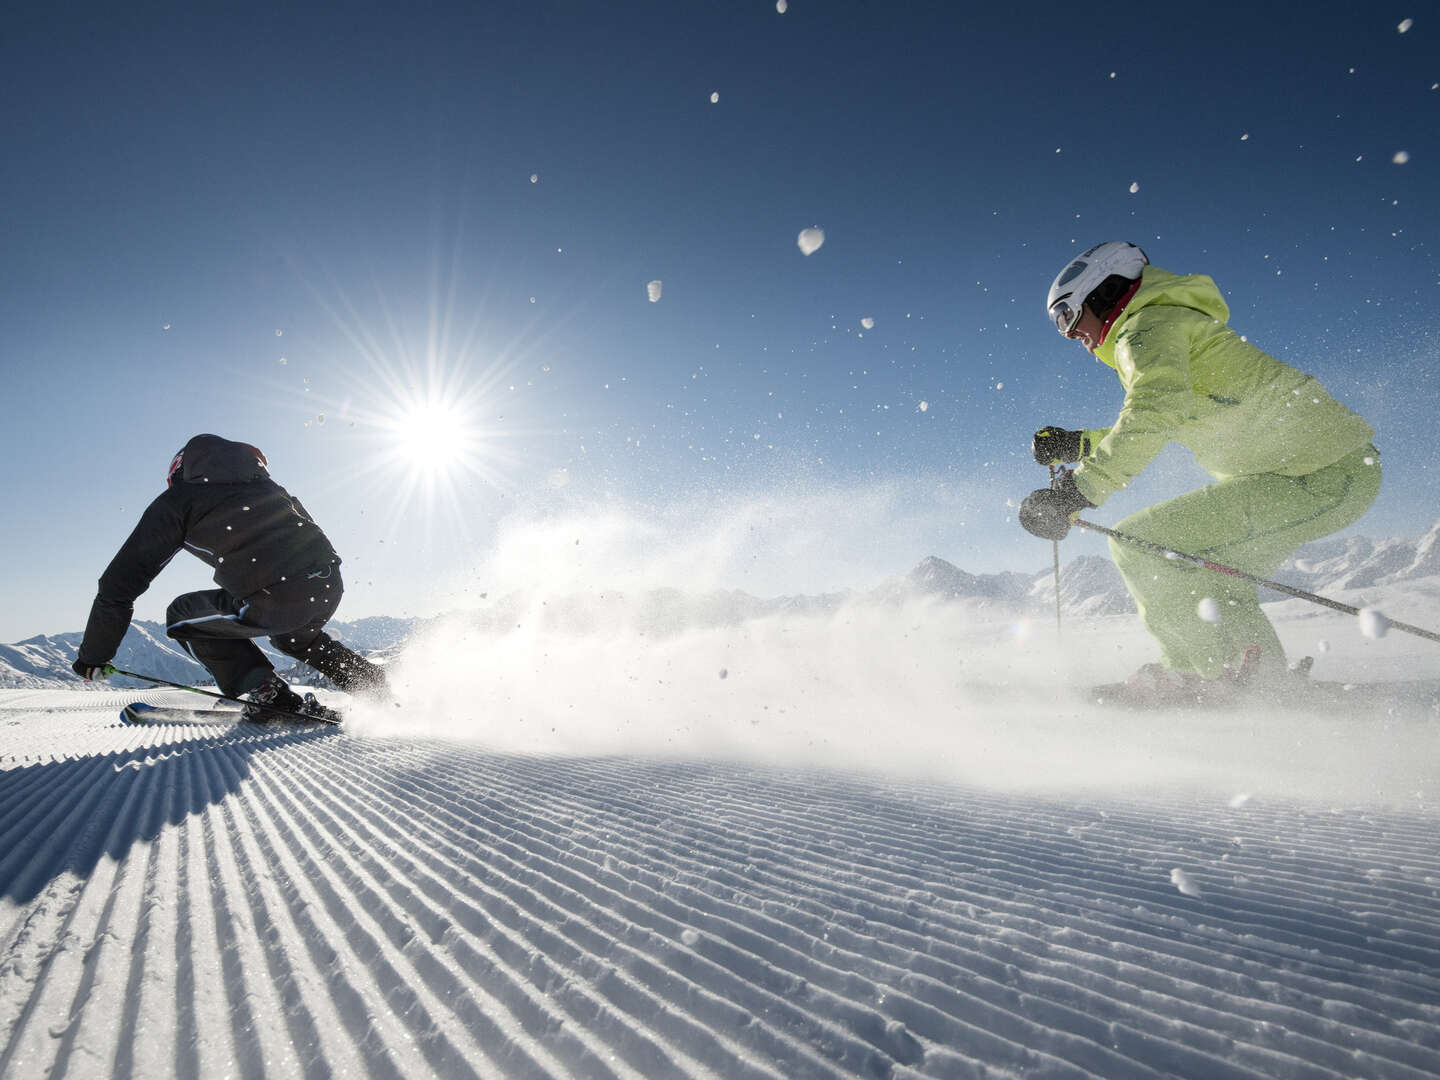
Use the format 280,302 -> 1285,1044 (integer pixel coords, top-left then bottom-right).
1019,242 -> 1380,703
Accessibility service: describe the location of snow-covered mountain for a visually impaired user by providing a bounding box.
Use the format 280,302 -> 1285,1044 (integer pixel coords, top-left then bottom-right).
0,622 -> 209,690
1025,553 -> 1135,616
10,520 -> 1438,689
1017,519 -> 1440,615
0,618 -> 415,690
1269,519 -> 1440,593
895,555 -> 1037,605
324,614 -> 428,652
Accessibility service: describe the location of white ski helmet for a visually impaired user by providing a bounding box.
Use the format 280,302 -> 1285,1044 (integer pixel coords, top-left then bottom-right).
1046,241 -> 1148,335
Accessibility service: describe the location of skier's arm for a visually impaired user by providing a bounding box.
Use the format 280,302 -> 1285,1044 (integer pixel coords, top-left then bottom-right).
1031,426 -> 1114,465
77,494 -> 186,666
1081,425 -> 1112,454
1072,310 -> 1194,506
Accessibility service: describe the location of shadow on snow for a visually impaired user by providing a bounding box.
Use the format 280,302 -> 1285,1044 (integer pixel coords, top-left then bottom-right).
0,726 -> 340,906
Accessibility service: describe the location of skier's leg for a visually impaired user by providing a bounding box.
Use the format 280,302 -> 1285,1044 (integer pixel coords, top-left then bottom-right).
1111,518 -> 1285,680
165,590 -> 275,696
271,627 -> 389,695
260,567 -> 389,695
1110,446 -> 1380,680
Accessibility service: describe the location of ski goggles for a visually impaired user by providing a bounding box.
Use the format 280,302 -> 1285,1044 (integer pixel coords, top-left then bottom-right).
1049,298 -> 1084,336
166,450 -> 185,488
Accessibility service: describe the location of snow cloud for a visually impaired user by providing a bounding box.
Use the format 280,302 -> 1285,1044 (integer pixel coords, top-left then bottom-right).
342,489 -> 1440,808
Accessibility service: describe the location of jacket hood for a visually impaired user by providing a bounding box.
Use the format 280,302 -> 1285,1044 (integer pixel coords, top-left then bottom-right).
1092,266 -> 1231,369
175,434 -> 269,485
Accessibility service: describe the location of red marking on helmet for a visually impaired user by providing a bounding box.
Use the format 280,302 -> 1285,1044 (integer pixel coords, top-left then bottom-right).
238,442 -> 268,468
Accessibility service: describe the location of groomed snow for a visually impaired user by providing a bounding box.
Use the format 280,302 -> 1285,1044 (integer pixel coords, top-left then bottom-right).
3,589 -> 1439,1078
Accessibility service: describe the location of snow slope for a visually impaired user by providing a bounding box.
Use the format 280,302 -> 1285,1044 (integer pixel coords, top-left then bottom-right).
2,589 -> 1439,1079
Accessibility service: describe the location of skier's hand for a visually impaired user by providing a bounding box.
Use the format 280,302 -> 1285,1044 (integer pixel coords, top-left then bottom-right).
1031,427 -> 1089,466
71,659 -> 110,682
1019,471 -> 1093,541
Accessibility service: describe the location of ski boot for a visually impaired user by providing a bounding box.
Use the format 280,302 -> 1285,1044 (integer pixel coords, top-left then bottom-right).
1091,663 -> 1237,708
240,675 -> 309,722
297,692 -> 343,723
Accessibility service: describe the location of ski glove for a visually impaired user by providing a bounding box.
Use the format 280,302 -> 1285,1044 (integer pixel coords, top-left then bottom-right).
1031,427 -> 1089,466
72,659 -> 110,682
1019,471 -> 1094,542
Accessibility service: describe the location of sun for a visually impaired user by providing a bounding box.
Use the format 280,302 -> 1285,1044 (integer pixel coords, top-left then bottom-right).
270,251 -> 553,553
370,379 -> 507,500
328,376 -> 517,553
390,399 -> 471,469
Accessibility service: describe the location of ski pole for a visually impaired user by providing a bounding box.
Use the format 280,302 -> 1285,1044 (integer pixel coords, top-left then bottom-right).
1049,464 -> 1063,634
103,664 -> 253,708
1071,519 -> 1440,644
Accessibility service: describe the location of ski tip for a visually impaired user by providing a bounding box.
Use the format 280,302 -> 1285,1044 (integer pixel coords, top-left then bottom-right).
120,702 -> 157,724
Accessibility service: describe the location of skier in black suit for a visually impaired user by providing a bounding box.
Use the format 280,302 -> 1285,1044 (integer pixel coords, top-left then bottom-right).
73,434 -> 388,720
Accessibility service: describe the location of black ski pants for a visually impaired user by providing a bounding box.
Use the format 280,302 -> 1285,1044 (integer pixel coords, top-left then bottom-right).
165,565 -> 380,697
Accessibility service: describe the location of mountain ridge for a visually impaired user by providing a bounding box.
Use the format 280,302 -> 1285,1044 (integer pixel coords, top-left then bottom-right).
8,520 -> 1437,688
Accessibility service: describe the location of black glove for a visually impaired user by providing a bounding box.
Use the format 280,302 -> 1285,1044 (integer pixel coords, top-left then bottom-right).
1031,426 -> 1089,466
1019,471 -> 1094,541
72,658 -> 110,682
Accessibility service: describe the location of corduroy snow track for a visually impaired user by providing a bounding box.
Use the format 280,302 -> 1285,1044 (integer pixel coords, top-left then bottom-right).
1,689 -> 1438,1079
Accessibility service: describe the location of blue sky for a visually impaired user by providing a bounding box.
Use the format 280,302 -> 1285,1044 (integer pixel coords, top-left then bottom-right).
1,2 -> 1436,640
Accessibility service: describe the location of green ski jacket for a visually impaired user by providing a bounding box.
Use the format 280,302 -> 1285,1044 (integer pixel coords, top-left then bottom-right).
1072,267 -> 1374,506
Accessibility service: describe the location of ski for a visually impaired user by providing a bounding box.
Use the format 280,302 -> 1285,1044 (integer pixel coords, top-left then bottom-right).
1287,679 -> 1440,713
120,700 -> 343,726
1089,678 -> 1440,712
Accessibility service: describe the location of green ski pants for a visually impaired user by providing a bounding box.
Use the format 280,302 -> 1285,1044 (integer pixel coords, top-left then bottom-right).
1108,444 -> 1381,679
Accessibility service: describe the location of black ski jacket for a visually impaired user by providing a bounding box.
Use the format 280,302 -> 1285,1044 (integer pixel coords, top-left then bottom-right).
78,434 -> 340,665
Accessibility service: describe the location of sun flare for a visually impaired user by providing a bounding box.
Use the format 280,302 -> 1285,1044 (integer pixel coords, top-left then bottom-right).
280,259 -> 554,558
391,400 -> 471,467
